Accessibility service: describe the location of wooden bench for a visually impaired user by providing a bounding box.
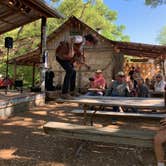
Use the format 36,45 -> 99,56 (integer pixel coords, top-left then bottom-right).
43,121 -> 156,148
71,109 -> 166,119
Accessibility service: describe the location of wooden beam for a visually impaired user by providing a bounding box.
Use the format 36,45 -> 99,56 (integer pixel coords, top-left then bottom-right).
13,61 -> 17,81
32,63 -> 35,87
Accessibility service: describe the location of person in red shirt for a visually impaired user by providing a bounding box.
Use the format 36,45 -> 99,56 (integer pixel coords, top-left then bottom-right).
86,69 -> 106,96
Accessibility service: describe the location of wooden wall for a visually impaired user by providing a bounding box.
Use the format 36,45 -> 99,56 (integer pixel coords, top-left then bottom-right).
124,61 -> 161,80
46,23 -> 124,90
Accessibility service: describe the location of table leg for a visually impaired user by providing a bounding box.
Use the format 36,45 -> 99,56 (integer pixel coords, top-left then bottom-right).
90,107 -> 98,126
83,104 -> 88,125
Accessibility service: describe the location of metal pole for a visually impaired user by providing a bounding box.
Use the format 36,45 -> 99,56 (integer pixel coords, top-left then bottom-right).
40,17 -> 47,93
5,48 -> 9,94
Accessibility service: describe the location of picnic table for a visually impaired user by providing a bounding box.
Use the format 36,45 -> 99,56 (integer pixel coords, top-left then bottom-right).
44,96 -> 165,150
57,96 -> 166,125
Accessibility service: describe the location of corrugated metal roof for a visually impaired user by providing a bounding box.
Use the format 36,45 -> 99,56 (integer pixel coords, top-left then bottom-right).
0,0 -> 64,34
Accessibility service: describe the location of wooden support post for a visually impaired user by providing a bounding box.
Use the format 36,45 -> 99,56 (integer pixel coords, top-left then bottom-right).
40,16 -> 47,92
164,85 -> 166,106
163,59 -> 165,76
13,60 -> 17,82
32,63 -> 35,87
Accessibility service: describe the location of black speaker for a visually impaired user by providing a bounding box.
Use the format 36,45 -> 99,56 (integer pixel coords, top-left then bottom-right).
5,37 -> 13,48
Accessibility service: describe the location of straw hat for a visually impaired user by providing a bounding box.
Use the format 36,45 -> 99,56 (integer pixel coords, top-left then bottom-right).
96,69 -> 102,73
116,71 -> 125,76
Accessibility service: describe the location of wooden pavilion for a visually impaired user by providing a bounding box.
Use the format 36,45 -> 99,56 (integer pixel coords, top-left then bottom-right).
8,16 -> 166,90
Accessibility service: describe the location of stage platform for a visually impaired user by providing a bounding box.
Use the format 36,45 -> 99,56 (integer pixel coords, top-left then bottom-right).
0,90 -> 45,118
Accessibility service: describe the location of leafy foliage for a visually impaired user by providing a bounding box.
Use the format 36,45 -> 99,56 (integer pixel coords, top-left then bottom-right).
156,26 -> 166,44
145,0 -> 166,7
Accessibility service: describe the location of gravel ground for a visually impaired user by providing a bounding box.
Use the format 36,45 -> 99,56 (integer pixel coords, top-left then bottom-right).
0,102 -> 160,166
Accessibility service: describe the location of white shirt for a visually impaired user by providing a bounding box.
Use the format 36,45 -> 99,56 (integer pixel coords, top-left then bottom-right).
71,35 -> 84,44
154,80 -> 165,92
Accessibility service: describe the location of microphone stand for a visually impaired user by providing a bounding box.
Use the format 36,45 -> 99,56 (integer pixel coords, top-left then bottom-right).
5,47 -> 9,94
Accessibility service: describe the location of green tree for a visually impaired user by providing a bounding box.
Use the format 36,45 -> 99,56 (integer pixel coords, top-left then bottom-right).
54,0 -> 129,41
145,0 -> 166,7
156,26 -> 166,44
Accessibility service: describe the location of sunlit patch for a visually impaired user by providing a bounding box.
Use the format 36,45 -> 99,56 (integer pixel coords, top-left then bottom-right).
71,119 -> 79,122
0,148 -> 20,159
140,126 -> 158,131
0,131 -> 12,134
3,120 -> 40,127
24,118 -> 32,121
32,131 -> 45,136
31,111 -> 47,115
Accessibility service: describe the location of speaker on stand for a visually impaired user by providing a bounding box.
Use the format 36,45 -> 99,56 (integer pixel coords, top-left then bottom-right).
4,37 -> 13,94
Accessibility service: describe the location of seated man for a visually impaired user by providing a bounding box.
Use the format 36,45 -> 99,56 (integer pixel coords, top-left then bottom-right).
105,71 -> 129,98
105,71 -> 130,112
86,69 -> 106,96
154,118 -> 166,166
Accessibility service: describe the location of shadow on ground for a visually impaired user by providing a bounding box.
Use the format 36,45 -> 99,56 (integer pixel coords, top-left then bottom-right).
0,101 -> 159,166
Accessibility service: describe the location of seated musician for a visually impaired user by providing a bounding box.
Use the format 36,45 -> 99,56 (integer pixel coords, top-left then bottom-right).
86,69 -> 106,96
55,34 -> 98,99
154,118 -> 166,166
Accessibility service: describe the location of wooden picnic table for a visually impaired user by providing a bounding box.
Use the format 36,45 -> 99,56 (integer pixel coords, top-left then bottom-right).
57,96 -> 166,125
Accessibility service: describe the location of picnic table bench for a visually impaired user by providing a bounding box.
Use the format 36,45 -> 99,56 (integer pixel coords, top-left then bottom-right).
43,121 -> 156,148
72,109 -> 166,119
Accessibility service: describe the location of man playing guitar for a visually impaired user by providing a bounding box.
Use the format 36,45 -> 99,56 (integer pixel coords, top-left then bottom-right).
56,34 -> 98,99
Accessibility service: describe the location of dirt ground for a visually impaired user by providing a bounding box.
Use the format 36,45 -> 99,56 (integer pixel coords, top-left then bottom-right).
0,101 -> 161,166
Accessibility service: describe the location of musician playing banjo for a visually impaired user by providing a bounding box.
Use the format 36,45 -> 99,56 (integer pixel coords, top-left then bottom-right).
56,34 -> 98,99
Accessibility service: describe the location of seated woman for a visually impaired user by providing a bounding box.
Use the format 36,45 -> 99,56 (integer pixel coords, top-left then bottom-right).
135,77 -> 149,97
154,73 -> 165,92
86,69 -> 106,96
154,118 -> 166,166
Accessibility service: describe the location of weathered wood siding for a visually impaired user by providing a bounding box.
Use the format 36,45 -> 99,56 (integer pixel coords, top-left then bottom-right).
46,20 -> 124,89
